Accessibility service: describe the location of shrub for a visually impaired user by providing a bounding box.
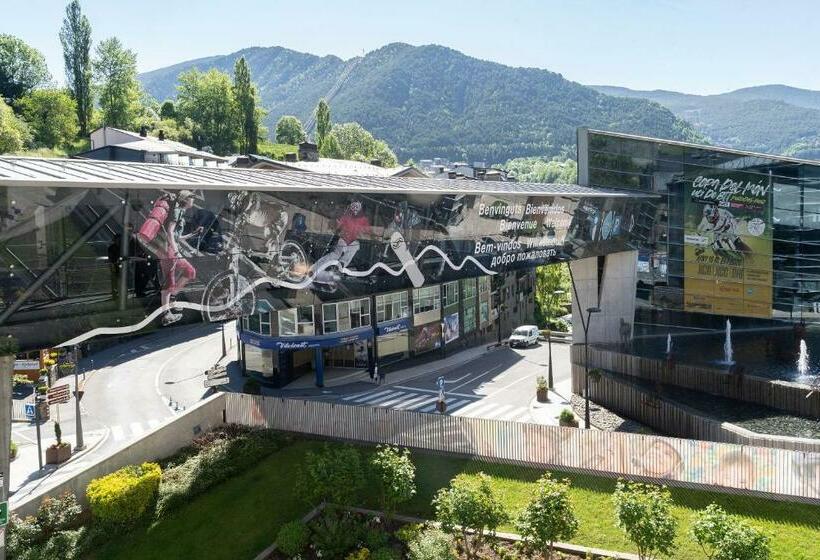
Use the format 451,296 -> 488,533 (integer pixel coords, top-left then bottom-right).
10,439 -> 18,459
691,503 -> 770,560
559,408 -> 577,426
370,445 -> 416,522
536,376 -> 548,390
515,473 -> 578,559
36,491 -> 81,537
276,520 -> 310,557
407,527 -> 457,560
156,427 -> 286,517
395,522 -> 425,544
370,547 -> 400,560
365,526 -> 390,550
297,444 -> 365,506
13,374 -> 33,386
6,515 -> 42,558
345,548 -> 370,560
310,508 -> 363,559
86,462 -> 161,526
612,480 -> 677,560
433,472 -> 508,559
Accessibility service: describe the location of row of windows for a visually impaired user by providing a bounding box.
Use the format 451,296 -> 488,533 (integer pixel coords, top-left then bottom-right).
244,277 -> 497,336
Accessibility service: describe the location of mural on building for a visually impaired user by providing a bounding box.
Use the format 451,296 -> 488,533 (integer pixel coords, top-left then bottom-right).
0,184 -> 641,350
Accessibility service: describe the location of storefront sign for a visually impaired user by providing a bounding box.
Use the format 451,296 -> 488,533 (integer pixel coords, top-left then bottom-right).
377,317 -> 411,336
241,326 -> 373,351
683,172 -> 773,318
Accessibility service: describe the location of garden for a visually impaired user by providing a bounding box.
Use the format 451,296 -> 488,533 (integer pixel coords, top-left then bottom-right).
5,429 -> 819,560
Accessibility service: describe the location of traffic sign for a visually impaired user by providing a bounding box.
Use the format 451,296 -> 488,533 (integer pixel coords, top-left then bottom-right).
1,500 -> 8,526
46,384 -> 70,405
24,402 -> 35,420
204,376 -> 229,388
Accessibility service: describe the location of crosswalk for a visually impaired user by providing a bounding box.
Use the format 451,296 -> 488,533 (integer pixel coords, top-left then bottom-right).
341,389 -> 531,422
108,418 -> 164,443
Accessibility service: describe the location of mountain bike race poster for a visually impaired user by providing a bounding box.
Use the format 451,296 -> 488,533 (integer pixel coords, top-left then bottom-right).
682,171 -> 772,318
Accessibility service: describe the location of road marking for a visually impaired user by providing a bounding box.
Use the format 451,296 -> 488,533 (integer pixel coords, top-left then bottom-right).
111,425 -> 125,441
393,385 -> 476,399
452,400 -> 499,417
443,398 -> 470,412
450,364 -> 505,392
356,390 -> 400,404
342,391 -> 374,401
376,392 -> 415,407
404,396 -> 438,410
129,422 -> 144,436
485,404 -> 516,419
393,394 -> 435,409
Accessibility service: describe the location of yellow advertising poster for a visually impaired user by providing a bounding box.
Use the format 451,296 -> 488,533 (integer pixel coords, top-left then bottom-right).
683,172 -> 772,318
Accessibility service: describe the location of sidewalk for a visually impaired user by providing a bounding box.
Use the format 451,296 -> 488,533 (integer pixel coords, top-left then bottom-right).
528,378 -> 580,426
9,429 -> 106,504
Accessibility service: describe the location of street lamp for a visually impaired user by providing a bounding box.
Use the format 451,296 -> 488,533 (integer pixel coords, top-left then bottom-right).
583,306 -> 601,429
547,289 -> 566,390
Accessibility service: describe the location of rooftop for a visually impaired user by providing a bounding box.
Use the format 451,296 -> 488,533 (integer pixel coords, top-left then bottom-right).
85,126 -> 229,162
0,156 -> 651,197
228,153 -> 423,177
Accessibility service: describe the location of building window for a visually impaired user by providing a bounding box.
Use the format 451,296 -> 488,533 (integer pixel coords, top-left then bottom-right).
323,298 -> 370,333
376,291 -> 409,323
413,286 -> 440,315
478,276 -> 491,294
243,302 -> 272,335
463,304 -> 476,334
462,278 -> 477,300
279,306 -> 314,336
442,281 -> 459,308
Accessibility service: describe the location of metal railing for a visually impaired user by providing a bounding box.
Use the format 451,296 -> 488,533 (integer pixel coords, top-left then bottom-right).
224,393 -> 820,503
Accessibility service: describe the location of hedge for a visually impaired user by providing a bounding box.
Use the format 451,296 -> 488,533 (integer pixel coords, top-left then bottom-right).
86,462 -> 161,526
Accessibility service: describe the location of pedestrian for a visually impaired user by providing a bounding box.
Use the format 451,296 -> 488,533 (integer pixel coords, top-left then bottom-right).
369,365 -> 376,383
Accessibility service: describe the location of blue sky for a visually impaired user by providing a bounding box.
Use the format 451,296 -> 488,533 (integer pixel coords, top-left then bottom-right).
3,0 -> 818,94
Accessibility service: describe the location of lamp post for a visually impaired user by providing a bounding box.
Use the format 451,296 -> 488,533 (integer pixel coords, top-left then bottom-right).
73,345 -> 84,451
583,306 -> 601,429
547,289 -> 566,390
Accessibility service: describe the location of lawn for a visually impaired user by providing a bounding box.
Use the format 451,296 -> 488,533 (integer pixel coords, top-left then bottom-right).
92,439 -> 820,560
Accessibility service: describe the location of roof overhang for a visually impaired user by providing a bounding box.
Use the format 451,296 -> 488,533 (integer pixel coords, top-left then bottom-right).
0,156 -> 656,198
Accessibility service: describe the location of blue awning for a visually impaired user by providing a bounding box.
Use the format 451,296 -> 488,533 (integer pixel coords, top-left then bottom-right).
241,325 -> 373,351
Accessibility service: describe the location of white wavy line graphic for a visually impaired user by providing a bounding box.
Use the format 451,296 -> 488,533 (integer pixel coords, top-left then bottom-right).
56,244 -> 497,347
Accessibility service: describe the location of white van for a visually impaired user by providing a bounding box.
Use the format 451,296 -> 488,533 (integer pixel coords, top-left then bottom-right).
509,325 -> 539,348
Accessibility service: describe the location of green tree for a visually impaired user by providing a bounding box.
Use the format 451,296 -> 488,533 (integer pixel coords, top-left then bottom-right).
0,35 -> 51,101
60,0 -> 93,135
16,89 -> 78,148
612,480 -> 678,560
535,263 -> 571,328
93,37 -> 141,129
232,57 -> 262,154
370,445 -> 416,523
159,100 -> 176,120
691,504 -> 770,560
504,156 -> 577,183
515,473 -> 578,559
326,122 -> 398,166
0,99 -> 31,153
319,131 -> 342,159
275,115 -> 305,145
433,473 -> 507,559
296,444 -> 364,506
176,68 -> 237,155
315,98 -> 331,150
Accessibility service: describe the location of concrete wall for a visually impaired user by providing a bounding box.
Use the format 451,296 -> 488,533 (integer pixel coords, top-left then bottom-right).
10,393 -> 226,518
570,251 -> 637,346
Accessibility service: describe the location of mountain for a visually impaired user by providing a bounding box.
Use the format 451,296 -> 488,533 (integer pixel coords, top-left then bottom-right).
591,84 -> 820,159
140,43 -> 702,163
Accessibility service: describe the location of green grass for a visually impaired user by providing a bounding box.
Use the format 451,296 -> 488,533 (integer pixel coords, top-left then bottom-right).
256,140 -> 297,160
92,440 -> 820,560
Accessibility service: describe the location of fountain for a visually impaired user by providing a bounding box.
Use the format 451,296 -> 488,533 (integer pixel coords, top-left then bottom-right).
719,319 -> 734,365
797,339 -> 810,382
666,333 -> 672,356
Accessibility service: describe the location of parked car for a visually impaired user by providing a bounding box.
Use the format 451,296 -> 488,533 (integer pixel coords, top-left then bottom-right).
509,325 -> 539,348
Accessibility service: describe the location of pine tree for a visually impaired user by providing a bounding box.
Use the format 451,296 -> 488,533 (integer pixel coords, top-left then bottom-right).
59,0 -> 93,136
315,98 -> 331,151
233,57 -> 258,154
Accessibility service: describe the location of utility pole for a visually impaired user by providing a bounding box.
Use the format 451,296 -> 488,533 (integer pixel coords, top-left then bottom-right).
0,351 -> 14,560
73,345 -> 84,451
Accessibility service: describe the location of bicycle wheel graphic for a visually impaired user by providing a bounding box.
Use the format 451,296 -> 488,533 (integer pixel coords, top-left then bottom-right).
201,271 -> 256,322
276,241 -> 310,284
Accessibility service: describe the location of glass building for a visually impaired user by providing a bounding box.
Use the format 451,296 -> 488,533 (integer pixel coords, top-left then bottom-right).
578,128 -> 820,380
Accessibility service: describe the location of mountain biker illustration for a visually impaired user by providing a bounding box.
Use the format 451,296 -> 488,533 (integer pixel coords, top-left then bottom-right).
241,192 -> 289,259
311,200 -> 371,290
137,189 -> 202,326
696,204 -> 752,254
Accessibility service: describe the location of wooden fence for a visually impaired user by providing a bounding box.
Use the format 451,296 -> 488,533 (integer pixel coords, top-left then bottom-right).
224,393 -> 820,504
571,365 -> 820,453
571,345 -> 820,418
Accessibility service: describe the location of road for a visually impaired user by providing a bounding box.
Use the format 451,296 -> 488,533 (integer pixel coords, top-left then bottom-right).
322,339 -> 572,422
10,322 -> 234,501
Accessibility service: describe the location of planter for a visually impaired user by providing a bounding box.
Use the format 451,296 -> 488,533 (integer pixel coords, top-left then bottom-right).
559,417 -> 579,427
436,400 -> 447,413
536,387 -> 548,402
45,443 -> 72,464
